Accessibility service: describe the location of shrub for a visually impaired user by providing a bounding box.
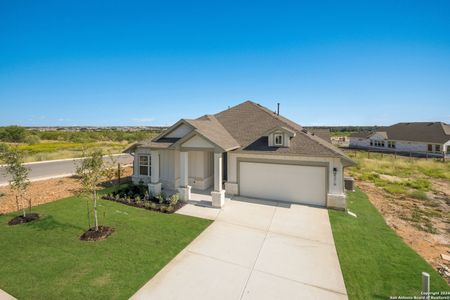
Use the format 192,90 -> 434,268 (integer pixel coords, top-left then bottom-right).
383,183 -> 407,195
424,221 -> 437,234
166,206 -> 174,213
156,193 -> 164,204
409,190 -> 428,200
404,179 -> 431,191
24,135 -> 41,145
0,126 -> 27,143
169,194 -> 179,206
137,181 -> 147,195
0,143 -> 9,154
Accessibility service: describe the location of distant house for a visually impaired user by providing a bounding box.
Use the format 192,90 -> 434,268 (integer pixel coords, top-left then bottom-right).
349,122 -> 450,157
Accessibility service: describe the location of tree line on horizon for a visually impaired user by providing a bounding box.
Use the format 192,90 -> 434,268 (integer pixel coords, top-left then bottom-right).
0,125 -> 161,144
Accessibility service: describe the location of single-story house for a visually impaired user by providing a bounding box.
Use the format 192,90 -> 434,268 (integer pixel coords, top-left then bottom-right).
125,101 -> 355,209
349,122 -> 450,157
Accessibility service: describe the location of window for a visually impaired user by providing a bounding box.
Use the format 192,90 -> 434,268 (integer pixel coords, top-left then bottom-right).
447,146 -> 450,154
139,155 -> 151,176
387,141 -> 396,148
274,134 -> 283,146
373,140 -> 385,147
428,144 -> 433,152
370,140 -> 373,146
435,145 -> 441,152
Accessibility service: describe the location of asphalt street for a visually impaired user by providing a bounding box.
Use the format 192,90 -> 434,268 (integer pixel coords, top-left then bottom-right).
0,154 -> 133,186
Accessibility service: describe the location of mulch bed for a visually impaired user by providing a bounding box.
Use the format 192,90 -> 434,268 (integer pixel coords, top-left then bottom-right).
80,226 -> 114,241
102,196 -> 187,214
8,213 -> 40,225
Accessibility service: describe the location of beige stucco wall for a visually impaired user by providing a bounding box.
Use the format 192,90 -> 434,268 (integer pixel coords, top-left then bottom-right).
132,148 -> 213,191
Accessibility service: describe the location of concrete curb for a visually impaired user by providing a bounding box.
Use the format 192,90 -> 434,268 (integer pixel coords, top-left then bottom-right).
0,164 -> 132,187
0,288 -> 16,300
0,153 -> 130,167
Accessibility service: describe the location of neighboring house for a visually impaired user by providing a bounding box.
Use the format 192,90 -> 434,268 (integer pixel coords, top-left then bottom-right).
349,122 -> 450,157
305,128 -> 332,143
125,101 -> 355,209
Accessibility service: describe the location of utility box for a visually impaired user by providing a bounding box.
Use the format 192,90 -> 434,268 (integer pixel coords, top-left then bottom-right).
344,177 -> 354,191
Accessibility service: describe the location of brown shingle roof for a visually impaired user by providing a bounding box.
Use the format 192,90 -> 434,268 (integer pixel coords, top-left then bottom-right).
384,122 -> 449,144
349,122 -> 450,144
349,131 -> 373,138
308,129 -> 331,143
130,100 -> 355,165
214,101 -> 354,164
183,115 -> 240,151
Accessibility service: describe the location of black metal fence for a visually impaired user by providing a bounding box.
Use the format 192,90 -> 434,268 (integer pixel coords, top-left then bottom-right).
342,146 -> 448,162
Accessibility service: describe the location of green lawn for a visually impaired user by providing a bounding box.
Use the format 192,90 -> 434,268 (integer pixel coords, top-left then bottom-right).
0,186 -> 212,299
329,188 -> 450,299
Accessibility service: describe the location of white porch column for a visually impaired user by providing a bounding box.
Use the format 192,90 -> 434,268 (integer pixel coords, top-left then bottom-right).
211,152 -> 225,207
148,150 -> 161,195
133,154 -> 139,176
178,151 -> 191,201
150,150 -> 159,184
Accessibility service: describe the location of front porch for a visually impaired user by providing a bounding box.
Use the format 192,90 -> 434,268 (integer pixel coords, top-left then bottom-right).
175,188 -> 232,220
142,148 -> 227,208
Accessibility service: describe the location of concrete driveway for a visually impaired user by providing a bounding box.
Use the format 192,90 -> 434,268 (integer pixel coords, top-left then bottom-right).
131,197 -> 347,300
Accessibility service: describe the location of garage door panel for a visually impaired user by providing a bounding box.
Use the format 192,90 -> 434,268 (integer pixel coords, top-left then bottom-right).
239,162 -> 326,206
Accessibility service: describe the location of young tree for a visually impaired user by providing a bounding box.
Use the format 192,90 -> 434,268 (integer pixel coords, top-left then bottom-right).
103,153 -> 117,186
0,146 -> 30,217
75,150 -> 106,232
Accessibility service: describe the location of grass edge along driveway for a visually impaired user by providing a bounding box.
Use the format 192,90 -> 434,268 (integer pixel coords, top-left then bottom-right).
0,185 -> 212,300
329,188 -> 450,299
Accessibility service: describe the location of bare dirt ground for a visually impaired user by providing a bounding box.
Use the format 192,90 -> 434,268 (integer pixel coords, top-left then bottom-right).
356,180 -> 450,280
0,167 -> 132,214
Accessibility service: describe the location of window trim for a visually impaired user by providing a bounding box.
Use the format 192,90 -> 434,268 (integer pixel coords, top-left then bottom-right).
139,155 -> 151,176
274,133 -> 283,146
373,140 -> 385,148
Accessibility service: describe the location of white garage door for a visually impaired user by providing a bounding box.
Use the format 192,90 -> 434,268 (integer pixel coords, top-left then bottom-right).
239,162 -> 327,206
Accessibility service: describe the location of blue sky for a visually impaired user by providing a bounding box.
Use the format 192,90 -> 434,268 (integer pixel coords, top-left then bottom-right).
0,0 -> 449,126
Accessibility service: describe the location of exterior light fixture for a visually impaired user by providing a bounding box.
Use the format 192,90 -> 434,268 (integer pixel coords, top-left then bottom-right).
333,167 -> 338,186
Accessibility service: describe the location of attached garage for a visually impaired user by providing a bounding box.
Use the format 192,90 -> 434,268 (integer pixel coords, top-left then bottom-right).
239,161 -> 327,206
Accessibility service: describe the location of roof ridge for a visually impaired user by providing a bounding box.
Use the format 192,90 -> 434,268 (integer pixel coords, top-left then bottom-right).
244,101 -> 353,161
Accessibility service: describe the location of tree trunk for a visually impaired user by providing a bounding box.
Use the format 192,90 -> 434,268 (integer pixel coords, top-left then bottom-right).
21,195 -> 26,217
86,198 -> 91,229
15,194 -> 19,212
93,190 -> 99,231
28,194 -> 32,214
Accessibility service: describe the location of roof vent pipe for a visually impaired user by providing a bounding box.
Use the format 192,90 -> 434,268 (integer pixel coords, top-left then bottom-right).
277,102 -> 280,115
